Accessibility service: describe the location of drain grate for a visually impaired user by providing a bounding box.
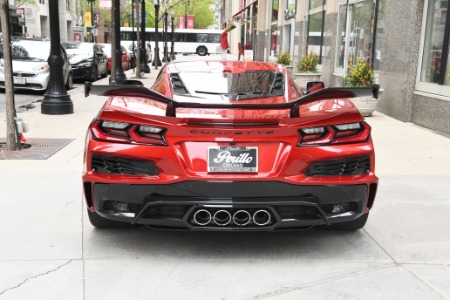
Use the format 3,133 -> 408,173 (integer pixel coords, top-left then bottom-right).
0,138 -> 74,160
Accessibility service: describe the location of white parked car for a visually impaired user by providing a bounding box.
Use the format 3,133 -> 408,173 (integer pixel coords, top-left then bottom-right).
0,39 -> 73,92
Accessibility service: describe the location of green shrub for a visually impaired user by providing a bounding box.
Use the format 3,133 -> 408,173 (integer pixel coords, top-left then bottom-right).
276,51 -> 292,66
344,57 -> 375,87
296,53 -> 319,73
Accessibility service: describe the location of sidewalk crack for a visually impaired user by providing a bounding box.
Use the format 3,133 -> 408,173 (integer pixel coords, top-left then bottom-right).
0,260 -> 73,296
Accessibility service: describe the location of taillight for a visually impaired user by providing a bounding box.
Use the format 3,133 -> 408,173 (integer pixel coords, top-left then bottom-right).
91,121 -> 167,145
298,122 -> 370,146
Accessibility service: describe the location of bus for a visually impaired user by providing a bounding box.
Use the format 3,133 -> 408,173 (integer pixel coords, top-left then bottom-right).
120,27 -> 223,56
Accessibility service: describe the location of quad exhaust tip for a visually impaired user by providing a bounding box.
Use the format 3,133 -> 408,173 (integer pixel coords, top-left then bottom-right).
253,209 -> 271,226
193,209 -> 212,226
192,208 -> 272,227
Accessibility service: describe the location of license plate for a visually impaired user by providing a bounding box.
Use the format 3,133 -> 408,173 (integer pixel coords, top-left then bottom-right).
13,77 -> 26,85
208,146 -> 258,173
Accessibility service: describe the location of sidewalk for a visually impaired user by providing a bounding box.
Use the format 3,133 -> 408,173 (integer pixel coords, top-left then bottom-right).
0,56 -> 449,299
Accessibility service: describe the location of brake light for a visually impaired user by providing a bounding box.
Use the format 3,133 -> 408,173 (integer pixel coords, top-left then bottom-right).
91,121 -> 167,145
298,122 -> 370,146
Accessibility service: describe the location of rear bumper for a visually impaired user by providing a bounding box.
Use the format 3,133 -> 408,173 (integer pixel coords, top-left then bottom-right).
84,181 -> 377,230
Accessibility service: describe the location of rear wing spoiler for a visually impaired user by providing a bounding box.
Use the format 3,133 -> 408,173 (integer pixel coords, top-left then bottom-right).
84,82 -> 379,118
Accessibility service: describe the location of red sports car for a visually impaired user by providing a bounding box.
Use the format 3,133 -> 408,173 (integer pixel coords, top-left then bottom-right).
83,61 -> 379,231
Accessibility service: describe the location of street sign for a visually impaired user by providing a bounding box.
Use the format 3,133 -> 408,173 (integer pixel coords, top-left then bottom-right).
16,8 -> 24,15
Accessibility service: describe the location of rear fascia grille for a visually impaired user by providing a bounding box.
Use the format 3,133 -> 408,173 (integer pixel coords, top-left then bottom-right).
91,155 -> 160,176
306,156 -> 370,176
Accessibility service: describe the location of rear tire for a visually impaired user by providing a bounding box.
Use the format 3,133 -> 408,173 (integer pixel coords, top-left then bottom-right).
90,65 -> 97,82
65,72 -> 73,90
196,46 -> 208,56
318,213 -> 369,231
87,209 -> 137,229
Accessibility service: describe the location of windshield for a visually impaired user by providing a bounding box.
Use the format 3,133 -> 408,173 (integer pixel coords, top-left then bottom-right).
0,40 -> 50,61
178,71 -> 284,100
64,43 -> 93,56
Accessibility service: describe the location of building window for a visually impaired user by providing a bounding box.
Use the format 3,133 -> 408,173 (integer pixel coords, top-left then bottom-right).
285,0 -> 296,20
421,0 -> 450,85
307,0 -> 326,62
39,0 -> 45,4
270,0 -> 279,57
335,0 -> 384,73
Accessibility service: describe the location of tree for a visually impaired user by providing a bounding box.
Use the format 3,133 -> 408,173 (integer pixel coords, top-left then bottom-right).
16,0 -> 38,8
0,0 -> 18,151
170,0 -> 214,29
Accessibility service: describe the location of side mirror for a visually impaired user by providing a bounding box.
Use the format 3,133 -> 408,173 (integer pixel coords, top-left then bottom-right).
96,52 -> 104,58
306,81 -> 325,94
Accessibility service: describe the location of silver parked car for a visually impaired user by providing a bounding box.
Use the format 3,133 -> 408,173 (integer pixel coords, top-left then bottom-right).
0,39 -> 73,92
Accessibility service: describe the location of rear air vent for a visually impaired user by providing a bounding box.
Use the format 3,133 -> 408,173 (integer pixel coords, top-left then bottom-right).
170,73 -> 189,95
270,72 -> 284,95
306,156 -> 370,176
91,155 -> 160,176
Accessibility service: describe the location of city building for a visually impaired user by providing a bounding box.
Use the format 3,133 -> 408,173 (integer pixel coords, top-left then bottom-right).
221,0 -> 450,135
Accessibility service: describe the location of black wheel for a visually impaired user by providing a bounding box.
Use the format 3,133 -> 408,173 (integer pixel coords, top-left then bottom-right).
101,65 -> 107,78
87,209 -> 138,229
90,65 -> 98,82
196,46 -> 208,56
317,213 -> 369,231
65,72 -> 73,90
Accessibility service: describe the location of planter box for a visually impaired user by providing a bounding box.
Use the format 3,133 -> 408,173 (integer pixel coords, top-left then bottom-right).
350,89 -> 383,117
294,73 -> 321,90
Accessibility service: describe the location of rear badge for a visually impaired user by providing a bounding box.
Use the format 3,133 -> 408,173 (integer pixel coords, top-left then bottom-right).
208,146 -> 258,173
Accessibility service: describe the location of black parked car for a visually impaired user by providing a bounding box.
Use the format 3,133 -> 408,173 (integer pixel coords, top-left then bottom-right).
63,42 -> 108,82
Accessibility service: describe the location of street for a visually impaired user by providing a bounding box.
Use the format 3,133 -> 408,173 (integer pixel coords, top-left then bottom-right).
0,54 -> 449,299
0,82 -> 84,116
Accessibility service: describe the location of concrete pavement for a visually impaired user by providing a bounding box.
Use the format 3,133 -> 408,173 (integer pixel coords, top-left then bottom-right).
0,54 -> 449,300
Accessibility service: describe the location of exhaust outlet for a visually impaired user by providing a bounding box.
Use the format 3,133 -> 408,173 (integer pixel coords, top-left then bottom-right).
253,210 -> 271,226
193,209 -> 212,226
233,210 -> 251,226
213,210 -> 232,226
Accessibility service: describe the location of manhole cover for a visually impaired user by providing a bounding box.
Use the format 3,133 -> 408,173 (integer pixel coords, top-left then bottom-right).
0,138 -> 74,160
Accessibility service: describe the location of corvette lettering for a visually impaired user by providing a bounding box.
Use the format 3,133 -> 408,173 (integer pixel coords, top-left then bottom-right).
213,151 -> 253,164
190,130 -> 274,135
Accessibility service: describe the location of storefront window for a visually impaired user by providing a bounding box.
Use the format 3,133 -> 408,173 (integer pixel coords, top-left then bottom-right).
310,0 -> 326,9
335,0 -> 383,73
307,10 -> 324,57
272,0 -> 279,22
270,0 -> 279,57
270,24 -> 278,56
336,4 -> 348,68
421,0 -> 448,84
307,0 -> 326,62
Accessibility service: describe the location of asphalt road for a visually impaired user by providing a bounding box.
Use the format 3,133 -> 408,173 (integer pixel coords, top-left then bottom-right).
0,82 -> 84,115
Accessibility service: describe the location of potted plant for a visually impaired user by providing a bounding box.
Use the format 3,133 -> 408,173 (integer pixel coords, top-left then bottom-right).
344,57 -> 381,117
294,53 -> 321,89
276,51 -> 293,74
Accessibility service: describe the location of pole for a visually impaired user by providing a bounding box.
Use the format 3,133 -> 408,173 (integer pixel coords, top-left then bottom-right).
152,1 -> 162,68
114,0 -> 126,83
162,11 -> 170,62
170,13 -> 175,61
131,0 -> 135,68
41,0 -> 73,115
184,0 -> 189,28
140,0 -> 150,73
90,0 -> 95,42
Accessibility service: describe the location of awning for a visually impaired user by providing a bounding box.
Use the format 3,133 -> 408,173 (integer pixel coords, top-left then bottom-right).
232,0 -> 257,18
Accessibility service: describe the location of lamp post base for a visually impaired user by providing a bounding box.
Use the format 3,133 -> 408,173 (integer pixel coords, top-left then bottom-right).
41,94 -> 74,115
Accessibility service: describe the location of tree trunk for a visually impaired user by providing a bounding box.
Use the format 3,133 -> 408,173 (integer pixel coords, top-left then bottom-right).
0,0 -> 18,151
110,1 -> 117,83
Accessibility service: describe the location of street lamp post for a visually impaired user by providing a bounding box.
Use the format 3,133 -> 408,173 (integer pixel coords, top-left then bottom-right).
170,12 -> 175,61
140,0 -> 150,73
87,0 -> 95,42
162,10 -> 170,62
184,0 -> 190,28
41,0 -> 73,115
114,0 -> 126,83
152,0 -> 162,68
